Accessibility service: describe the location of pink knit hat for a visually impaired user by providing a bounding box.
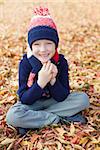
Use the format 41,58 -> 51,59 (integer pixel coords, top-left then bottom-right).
28,7 -> 57,31
28,7 -> 59,63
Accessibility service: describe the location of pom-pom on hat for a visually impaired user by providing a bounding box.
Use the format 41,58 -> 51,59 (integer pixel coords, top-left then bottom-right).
28,7 -> 59,49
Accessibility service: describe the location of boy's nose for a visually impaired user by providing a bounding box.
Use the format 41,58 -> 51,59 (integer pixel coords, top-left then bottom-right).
40,45 -> 46,52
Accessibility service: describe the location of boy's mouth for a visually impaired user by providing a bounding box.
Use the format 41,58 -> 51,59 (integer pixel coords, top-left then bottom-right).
39,54 -> 49,57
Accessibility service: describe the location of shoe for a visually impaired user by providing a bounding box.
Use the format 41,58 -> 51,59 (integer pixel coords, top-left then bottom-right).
18,127 -> 29,136
60,112 -> 87,124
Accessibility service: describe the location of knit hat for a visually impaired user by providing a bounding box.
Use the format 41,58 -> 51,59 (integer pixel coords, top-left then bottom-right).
28,7 -> 59,49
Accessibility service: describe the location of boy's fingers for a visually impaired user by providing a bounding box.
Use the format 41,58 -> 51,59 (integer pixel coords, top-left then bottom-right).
55,67 -> 58,74
45,61 -> 51,71
42,63 -> 46,69
53,64 -> 58,74
48,63 -> 53,73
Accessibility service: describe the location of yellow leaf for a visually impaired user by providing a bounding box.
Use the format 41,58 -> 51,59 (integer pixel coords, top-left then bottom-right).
79,137 -> 89,145
0,90 -> 8,95
56,141 -> 63,150
73,144 -> 83,149
65,145 -> 72,149
7,95 -> 16,101
0,138 -> 15,145
20,140 -> 31,146
70,123 -> 75,136
20,140 -> 33,149
95,147 -> 100,150
90,137 -> 100,144
57,136 -> 68,144
55,127 -> 66,136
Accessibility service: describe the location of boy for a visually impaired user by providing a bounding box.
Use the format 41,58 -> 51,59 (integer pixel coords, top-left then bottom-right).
6,7 -> 90,135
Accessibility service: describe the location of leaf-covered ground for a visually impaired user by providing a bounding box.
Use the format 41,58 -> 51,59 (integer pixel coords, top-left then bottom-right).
0,1 -> 100,149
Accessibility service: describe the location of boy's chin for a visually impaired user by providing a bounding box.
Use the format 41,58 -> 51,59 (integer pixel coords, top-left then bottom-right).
39,58 -> 51,64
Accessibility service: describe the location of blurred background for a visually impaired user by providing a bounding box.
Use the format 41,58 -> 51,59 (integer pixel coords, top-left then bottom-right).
0,0 -> 100,36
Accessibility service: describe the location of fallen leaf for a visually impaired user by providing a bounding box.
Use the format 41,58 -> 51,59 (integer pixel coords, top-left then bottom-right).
0,138 -> 15,145
70,123 -> 75,136
30,133 -> 39,143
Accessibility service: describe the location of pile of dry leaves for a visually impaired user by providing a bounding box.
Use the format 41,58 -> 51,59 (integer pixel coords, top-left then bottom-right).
0,23 -> 99,150
0,1 -> 100,149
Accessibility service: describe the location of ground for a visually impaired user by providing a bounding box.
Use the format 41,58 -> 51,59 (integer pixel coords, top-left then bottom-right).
0,0 -> 100,149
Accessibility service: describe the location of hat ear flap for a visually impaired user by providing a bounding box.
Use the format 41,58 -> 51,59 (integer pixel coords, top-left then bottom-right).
52,49 -> 59,64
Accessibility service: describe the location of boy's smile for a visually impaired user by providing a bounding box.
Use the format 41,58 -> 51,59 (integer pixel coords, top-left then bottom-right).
32,39 -> 56,63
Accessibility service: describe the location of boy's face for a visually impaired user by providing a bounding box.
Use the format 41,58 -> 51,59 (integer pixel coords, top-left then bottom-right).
32,39 -> 56,63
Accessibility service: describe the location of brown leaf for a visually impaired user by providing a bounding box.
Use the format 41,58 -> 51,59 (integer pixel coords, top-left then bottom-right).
30,133 -> 39,143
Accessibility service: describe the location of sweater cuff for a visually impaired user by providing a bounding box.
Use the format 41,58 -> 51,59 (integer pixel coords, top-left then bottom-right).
33,81 -> 45,95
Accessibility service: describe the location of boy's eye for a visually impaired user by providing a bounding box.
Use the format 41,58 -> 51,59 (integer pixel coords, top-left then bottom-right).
34,43 -> 39,46
47,42 -> 52,45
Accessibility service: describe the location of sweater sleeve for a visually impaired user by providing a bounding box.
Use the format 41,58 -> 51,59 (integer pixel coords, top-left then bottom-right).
17,58 -> 44,105
48,57 -> 70,102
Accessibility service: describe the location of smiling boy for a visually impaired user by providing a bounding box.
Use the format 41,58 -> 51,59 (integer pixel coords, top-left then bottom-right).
6,7 -> 90,135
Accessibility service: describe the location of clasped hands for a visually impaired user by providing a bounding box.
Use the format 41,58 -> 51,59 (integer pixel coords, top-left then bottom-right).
37,61 -> 58,88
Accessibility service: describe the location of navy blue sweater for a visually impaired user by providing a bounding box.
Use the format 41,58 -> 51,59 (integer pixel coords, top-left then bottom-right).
17,54 -> 70,105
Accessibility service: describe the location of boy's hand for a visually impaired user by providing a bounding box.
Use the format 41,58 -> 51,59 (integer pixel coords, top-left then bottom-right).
37,61 -> 53,88
50,63 -> 58,85
51,63 -> 58,78
50,77 -> 56,86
